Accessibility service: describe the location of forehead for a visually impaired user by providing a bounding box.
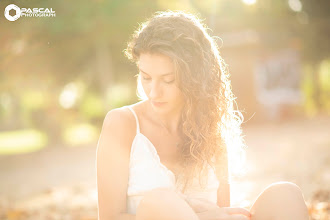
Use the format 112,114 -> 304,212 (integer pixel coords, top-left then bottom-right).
138,53 -> 174,76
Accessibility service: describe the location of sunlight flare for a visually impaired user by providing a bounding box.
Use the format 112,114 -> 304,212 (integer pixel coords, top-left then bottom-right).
242,0 -> 257,5
288,0 -> 302,12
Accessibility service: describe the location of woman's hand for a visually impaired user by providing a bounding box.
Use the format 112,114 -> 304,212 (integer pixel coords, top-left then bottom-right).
196,207 -> 251,220
185,197 -> 251,220
184,197 -> 219,213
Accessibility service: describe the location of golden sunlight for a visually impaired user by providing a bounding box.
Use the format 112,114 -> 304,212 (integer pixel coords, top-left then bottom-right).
288,0 -> 303,12
241,0 -> 257,5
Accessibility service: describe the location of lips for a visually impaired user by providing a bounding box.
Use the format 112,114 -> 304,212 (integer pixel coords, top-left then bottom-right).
152,101 -> 167,107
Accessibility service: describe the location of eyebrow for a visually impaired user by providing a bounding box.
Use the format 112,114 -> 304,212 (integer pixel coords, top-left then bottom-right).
139,69 -> 174,77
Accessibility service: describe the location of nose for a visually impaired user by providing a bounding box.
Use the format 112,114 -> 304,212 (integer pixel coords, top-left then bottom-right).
148,81 -> 162,100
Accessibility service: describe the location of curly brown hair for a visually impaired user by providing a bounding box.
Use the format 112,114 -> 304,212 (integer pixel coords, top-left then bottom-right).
124,10 -> 246,193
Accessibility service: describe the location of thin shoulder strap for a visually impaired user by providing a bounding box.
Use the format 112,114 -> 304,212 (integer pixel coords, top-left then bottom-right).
127,106 -> 140,134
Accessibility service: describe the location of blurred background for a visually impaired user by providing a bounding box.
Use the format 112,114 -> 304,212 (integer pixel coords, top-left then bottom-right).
0,0 -> 329,219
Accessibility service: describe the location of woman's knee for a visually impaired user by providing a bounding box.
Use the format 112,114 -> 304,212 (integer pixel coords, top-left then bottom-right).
250,181 -> 308,219
263,181 -> 304,198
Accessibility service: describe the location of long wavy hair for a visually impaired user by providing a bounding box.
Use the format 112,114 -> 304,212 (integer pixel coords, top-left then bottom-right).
124,10 -> 246,193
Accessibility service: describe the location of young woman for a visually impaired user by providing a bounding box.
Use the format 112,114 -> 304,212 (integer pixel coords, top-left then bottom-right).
96,11 -> 309,220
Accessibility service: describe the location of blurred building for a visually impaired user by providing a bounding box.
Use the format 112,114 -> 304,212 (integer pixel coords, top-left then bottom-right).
218,30 -> 303,122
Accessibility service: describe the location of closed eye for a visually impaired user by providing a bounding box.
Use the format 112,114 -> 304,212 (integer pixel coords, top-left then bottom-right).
142,77 -> 174,84
165,80 -> 175,84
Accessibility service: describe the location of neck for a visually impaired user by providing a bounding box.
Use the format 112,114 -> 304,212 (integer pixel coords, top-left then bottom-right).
147,100 -> 182,134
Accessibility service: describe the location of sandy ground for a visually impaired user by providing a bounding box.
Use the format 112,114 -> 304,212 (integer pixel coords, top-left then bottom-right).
232,116 -> 330,207
0,116 -> 329,218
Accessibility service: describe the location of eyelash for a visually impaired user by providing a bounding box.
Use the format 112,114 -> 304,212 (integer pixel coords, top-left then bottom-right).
142,77 -> 174,84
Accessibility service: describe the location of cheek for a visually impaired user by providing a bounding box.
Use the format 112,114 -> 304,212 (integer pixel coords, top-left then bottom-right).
140,80 -> 153,94
171,87 -> 185,102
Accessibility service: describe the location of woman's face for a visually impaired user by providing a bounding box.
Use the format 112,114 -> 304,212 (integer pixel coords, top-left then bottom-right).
138,53 -> 185,115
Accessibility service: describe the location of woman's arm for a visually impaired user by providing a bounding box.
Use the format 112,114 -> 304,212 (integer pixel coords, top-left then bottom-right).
217,182 -> 230,207
186,198 -> 250,220
96,109 -> 136,220
216,146 -> 230,207
114,213 -> 135,220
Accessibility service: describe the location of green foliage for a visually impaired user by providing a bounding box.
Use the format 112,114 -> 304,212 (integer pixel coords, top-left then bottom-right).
80,93 -> 105,119
0,129 -> 47,155
301,59 -> 330,116
319,59 -> 330,92
302,65 -> 318,116
63,123 -> 98,146
319,59 -> 330,112
106,83 -> 135,109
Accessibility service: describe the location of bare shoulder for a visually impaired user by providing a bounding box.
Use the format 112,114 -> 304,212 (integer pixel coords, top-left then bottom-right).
103,101 -> 147,130
97,101 -> 148,157
97,106 -> 137,156
104,106 -> 135,131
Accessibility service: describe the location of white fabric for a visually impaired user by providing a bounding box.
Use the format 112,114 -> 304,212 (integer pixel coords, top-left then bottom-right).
125,105 -> 219,214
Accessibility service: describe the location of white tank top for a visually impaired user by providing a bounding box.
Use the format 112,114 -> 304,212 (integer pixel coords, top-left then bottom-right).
125,105 -> 219,214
